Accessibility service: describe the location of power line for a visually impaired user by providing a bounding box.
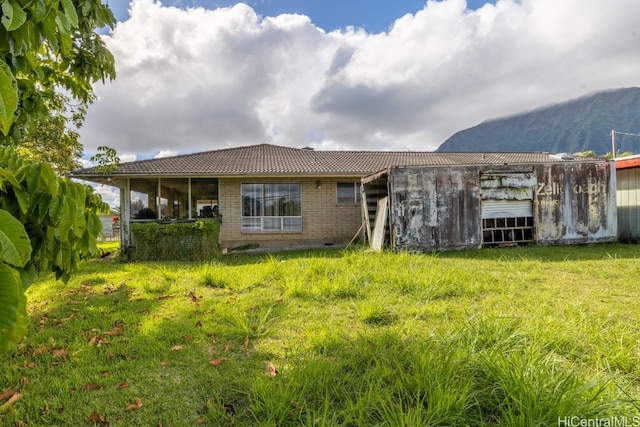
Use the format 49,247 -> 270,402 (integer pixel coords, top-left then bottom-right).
612,130 -> 640,137
611,130 -> 640,157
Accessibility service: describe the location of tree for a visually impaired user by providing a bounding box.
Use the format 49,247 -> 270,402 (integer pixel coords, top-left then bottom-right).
90,145 -> 120,174
0,0 -> 116,351
0,0 -> 116,143
16,92 -> 86,176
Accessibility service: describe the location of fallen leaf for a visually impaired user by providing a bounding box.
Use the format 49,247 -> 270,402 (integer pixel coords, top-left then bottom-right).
243,336 -> 249,349
103,326 -> 123,336
0,392 -> 21,411
187,291 -> 202,302
41,403 -> 49,415
52,349 -> 68,358
0,390 -> 16,401
19,377 -> 29,385
183,335 -> 193,343
224,343 -> 231,352
171,345 -> 184,351
195,321 -> 203,328
88,411 -> 109,425
223,403 -> 235,414
161,361 -> 170,366
268,362 -> 279,377
196,419 -> 206,425
88,336 -> 110,347
81,383 -> 104,391
125,397 -> 143,411
116,382 -> 129,390
209,358 -> 226,366
101,371 -> 111,377
32,346 -> 50,356
157,294 -> 175,300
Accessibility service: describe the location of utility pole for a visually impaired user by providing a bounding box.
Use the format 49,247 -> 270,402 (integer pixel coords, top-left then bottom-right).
611,129 -> 616,158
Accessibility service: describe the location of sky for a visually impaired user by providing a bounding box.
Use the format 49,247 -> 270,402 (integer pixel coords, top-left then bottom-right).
83,0 -> 640,167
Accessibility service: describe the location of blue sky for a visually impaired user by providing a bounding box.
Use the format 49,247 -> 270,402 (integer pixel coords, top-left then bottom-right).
105,0 -> 495,33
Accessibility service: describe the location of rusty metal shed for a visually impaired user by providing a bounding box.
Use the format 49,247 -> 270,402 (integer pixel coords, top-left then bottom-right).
361,154 -> 617,251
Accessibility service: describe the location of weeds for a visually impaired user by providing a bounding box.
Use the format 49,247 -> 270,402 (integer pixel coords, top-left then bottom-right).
1,243 -> 640,425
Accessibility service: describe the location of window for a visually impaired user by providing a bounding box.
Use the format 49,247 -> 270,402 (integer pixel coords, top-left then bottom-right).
191,178 -> 219,218
242,183 -> 301,231
337,182 -> 361,203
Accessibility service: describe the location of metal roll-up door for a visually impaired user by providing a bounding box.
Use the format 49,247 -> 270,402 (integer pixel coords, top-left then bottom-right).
482,199 -> 533,219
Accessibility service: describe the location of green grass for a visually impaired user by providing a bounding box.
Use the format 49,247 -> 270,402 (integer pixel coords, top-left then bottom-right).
2,243 -> 640,425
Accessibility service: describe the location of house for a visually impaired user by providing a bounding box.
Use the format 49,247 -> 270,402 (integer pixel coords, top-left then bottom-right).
72,144 -> 617,252
616,154 -> 640,242
362,155 -> 617,251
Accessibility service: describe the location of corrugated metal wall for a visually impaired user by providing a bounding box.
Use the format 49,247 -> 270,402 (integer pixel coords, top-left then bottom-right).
617,167 -> 640,242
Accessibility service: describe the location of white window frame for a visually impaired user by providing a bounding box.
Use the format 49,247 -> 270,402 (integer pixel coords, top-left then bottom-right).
241,183 -> 302,232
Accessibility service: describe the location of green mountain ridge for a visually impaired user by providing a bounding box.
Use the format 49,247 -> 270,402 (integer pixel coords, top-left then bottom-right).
437,87 -> 640,155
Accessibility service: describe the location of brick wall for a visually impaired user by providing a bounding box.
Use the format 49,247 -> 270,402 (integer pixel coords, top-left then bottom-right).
219,177 -> 363,250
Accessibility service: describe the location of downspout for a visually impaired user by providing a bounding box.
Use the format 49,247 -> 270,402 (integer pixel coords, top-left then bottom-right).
157,178 -> 162,219
188,178 -> 192,219
122,178 -> 131,247
387,175 -> 394,250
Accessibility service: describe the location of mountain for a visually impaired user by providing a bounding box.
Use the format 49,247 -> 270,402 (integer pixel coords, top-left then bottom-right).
437,87 -> 640,155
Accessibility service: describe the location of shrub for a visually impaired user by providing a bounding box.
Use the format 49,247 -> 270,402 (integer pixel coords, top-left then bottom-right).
130,219 -> 221,261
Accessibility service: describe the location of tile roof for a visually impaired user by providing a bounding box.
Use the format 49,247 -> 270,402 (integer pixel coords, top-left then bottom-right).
72,143 -> 602,178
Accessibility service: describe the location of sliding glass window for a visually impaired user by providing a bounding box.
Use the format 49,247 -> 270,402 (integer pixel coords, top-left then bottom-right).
242,183 -> 301,231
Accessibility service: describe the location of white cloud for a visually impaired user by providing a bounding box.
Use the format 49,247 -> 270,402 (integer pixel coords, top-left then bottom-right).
119,153 -> 138,163
81,0 -> 640,157
93,183 -> 120,208
154,150 -> 177,158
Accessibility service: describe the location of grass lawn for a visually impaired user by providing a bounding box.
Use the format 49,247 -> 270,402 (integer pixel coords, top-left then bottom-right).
2,242 -> 640,426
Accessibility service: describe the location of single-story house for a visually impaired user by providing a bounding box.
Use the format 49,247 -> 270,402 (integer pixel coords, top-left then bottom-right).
616,154 -> 640,242
72,144 -> 617,252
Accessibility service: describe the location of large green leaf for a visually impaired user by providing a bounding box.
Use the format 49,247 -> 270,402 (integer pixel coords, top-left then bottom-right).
56,197 -> 71,241
0,167 -> 20,190
0,262 -> 24,351
1,0 -> 27,31
60,0 -> 78,28
39,163 -> 58,197
0,209 -> 31,267
0,60 -> 18,136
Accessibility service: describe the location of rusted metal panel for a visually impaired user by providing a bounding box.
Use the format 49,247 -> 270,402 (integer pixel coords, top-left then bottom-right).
390,168 -> 438,250
366,160 -> 616,252
390,166 -> 481,251
534,162 -> 617,244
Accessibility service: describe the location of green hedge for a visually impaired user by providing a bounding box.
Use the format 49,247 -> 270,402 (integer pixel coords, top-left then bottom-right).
129,219 -> 221,261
